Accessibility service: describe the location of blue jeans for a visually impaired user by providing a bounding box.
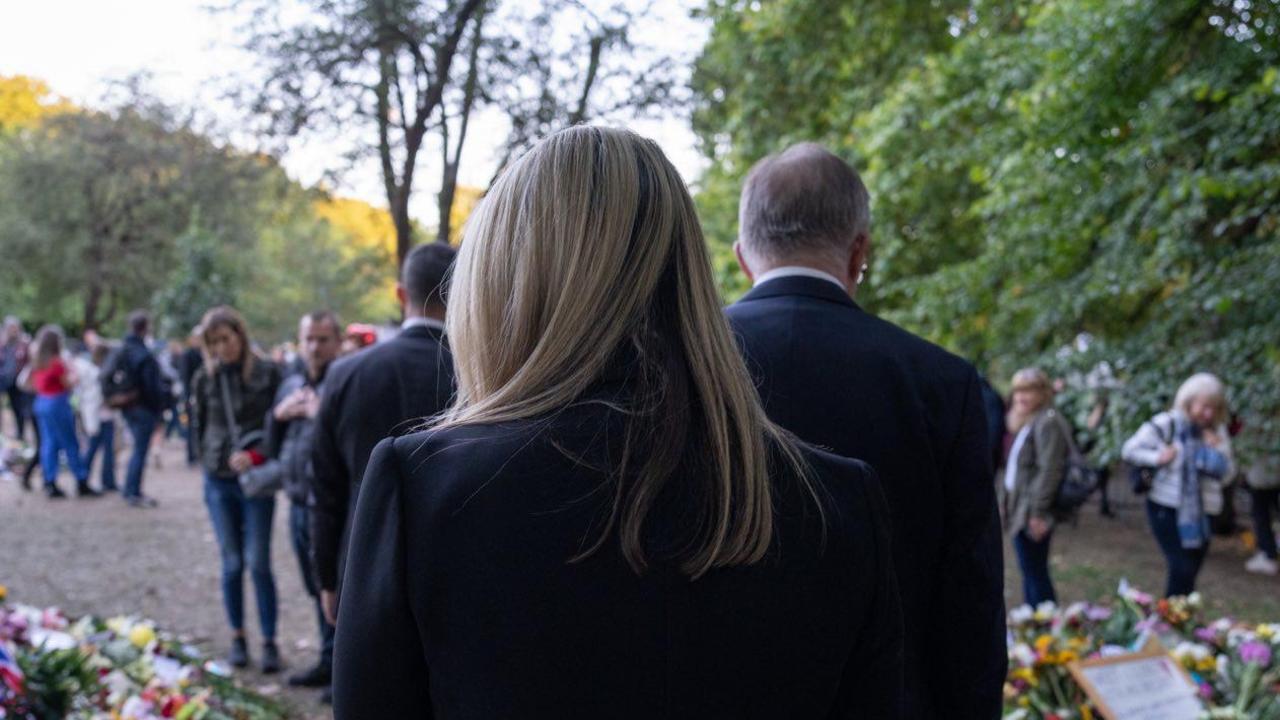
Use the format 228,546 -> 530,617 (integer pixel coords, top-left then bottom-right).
205,474 -> 278,639
83,419 -> 117,490
1012,528 -> 1056,606
290,502 -> 335,668
121,407 -> 157,499
1147,500 -> 1209,597
33,393 -> 88,487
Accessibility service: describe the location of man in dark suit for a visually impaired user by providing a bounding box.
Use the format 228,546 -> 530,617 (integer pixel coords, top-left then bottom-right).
311,243 -> 457,628
724,144 -> 1006,719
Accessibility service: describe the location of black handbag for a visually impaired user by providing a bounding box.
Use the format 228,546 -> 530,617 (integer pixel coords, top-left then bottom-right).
1054,459 -> 1101,515
1127,419 -> 1173,495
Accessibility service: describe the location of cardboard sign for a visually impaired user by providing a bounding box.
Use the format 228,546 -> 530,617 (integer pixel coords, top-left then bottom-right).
1067,639 -> 1204,720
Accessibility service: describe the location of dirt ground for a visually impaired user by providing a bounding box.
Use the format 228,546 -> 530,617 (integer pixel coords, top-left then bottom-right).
3,418 -> 1279,720
1004,483 -> 1280,621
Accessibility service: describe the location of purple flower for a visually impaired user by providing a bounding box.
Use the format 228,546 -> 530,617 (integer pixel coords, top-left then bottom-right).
1194,627 -> 1218,643
1086,606 -> 1113,621
1240,641 -> 1272,667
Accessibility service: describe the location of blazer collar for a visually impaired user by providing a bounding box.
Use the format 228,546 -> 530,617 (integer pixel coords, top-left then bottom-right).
736,275 -> 860,310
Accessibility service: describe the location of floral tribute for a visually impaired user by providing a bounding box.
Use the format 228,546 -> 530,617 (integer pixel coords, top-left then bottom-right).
0,585 -> 284,719
1005,582 -> 1280,719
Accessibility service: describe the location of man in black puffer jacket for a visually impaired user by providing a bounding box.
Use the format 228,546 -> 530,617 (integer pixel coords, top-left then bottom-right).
263,310 -> 343,702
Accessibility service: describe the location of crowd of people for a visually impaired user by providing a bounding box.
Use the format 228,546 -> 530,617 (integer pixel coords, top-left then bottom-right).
1,127 -> 1276,718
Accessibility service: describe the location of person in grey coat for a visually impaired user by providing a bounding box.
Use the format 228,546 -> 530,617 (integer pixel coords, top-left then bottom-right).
1123,372 -> 1234,597
264,310 -> 342,701
997,368 -> 1073,607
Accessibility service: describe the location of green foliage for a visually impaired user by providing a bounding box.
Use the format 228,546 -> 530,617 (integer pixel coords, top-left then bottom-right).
694,0 -> 1280,460
0,89 -> 401,344
9,647 -> 101,719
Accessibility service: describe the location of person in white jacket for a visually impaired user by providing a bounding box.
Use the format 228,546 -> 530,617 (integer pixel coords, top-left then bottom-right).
76,342 -> 118,492
1122,372 -> 1234,597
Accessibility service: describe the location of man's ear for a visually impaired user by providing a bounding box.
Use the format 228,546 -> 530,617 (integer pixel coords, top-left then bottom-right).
848,232 -> 871,277
733,241 -> 754,282
395,283 -> 409,311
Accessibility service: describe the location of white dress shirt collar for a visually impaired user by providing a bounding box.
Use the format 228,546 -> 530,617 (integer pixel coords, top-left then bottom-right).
752,265 -> 847,292
402,316 -> 446,332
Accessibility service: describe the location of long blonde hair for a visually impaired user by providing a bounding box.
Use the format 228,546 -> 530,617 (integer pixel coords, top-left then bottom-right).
1006,367 -> 1053,433
436,126 -> 815,579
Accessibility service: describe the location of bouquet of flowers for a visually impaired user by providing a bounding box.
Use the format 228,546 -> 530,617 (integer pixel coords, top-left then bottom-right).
1005,583 -> 1280,719
0,585 -> 285,719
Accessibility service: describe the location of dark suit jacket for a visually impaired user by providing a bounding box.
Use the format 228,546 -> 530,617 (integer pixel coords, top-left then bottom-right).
310,324 -> 454,591
726,275 -> 1006,719
333,397 -> 904,719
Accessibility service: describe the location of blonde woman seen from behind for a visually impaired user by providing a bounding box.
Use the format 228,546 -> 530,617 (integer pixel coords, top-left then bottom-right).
997,368 -> 1073,607
332,127 -> 905,719
1122,373 -> 1234,597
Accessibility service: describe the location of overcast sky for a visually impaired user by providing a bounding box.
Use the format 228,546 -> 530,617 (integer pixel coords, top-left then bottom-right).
0,0 -> 709,225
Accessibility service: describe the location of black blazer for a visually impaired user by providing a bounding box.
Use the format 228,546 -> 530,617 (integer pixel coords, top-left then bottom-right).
333,398 -> 904,719
310,324 -> 454,591
726,276 -> 1006,719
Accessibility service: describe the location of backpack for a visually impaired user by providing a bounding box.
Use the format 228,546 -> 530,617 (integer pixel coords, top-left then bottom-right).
1127,417 -> 1174,495
101,348 -> 141,409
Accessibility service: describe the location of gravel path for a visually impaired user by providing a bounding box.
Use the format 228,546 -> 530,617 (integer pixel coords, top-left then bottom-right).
1,428 -> 330,719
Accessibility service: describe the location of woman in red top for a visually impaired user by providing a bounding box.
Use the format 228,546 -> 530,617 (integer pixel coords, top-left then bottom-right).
29,326 -> 95,499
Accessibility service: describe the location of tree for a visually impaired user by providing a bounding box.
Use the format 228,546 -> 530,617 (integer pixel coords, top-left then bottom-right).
0,100 -> 266,330
0,75 -> 74,133
234,0 -> 486,267
233,0 -> 680,260
693,0 -> 1280,459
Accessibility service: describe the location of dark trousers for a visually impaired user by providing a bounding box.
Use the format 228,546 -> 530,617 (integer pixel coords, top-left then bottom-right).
33,394 -> 88,487
205,474 -> 278,639
5,385 -> 30,440
290,502 -> 335,668
1012,528 -> 1056,606
1146,500 -> 1209,597
21,410 -> 41,486
83,419 -> 117,491
121,407 -> 157,499
1250,487 -> 1280,560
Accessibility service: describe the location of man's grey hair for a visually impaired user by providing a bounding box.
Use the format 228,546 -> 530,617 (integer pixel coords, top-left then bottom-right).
738,143 -> 871,265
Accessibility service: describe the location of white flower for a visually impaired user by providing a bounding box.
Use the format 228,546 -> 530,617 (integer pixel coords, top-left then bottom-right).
1009,605 -> 1034,625
1034,601 -> 1058,621
1010,643 -> 1036,668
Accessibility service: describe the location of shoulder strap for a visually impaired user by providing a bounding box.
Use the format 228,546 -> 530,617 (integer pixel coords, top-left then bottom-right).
218,372 -> 241,446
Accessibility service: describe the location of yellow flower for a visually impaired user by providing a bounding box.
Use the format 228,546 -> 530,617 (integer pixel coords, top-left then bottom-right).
1056,650 -> 1079,664
1196,656 -> 1216,673
1081,705 -> 1094,720
0,584 -> 7,602
1034,634 -> 1054,654
1259,625 -> 1275,640
129,624 -> 156,648
1011,668 -> 1039,686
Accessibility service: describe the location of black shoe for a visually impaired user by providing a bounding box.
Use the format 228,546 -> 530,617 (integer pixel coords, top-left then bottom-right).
77,483 -> 102,498
261,641 -> 282,674
320,686 -> 333,705
45,485 -> 67,499
125,494 -> 159,508
288,662 -> 332,687
100,485 -> 118,493
229,637 -> 249,668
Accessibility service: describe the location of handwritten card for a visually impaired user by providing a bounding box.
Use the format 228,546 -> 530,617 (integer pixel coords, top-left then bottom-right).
1067,640 -> 1203,720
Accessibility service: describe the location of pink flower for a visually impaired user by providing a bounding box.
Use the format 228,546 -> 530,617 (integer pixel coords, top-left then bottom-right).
1240,641 -> 1272,667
